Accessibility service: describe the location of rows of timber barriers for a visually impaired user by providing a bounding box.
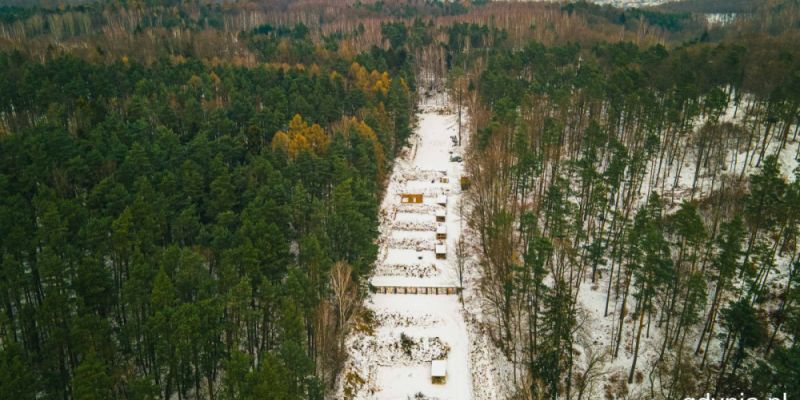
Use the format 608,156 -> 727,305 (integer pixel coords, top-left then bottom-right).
370,285 -> 461,295
374,163 -> 458,295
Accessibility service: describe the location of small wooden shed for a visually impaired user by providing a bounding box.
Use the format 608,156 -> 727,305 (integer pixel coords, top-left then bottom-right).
436,225 -> 447,240
435,243 -> 447,260
435,208 -> 446,222
460,176 -> 471,190
431,359 -> 447,384
400,193 -> 423,204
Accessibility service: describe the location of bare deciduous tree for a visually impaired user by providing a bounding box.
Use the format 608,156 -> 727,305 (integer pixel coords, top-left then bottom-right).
330,261 -> 358,348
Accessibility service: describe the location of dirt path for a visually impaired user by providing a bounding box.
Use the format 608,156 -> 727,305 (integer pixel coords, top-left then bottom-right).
339,91 -> 494,400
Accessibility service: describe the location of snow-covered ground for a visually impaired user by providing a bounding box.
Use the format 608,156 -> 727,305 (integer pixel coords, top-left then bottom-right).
338,91 -> 504,399
706,13 -> 737,26
572,97 -> 800,397
535,0 -> 682,8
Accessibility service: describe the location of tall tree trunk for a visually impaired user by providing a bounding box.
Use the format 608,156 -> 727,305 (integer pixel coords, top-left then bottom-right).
628,298 -> 647,384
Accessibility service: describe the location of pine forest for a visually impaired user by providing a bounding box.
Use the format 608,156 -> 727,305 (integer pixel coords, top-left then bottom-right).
0,1 -> 798,399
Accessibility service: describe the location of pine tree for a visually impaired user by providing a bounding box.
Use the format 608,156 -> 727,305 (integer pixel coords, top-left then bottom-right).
0,344 -> 38,400
697,217 -> 745,367
715,299 -> 767,395
72,350 -> 113,400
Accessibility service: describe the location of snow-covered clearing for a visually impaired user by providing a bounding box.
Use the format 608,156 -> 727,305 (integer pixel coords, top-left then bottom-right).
338,91 -> 503,400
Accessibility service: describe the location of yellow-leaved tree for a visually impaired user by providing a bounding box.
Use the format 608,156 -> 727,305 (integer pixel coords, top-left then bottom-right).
349,62 -> 391,96
271,114 -> 330,159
